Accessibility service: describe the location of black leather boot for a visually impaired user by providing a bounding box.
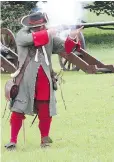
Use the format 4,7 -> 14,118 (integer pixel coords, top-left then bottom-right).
5,142 -> 16,151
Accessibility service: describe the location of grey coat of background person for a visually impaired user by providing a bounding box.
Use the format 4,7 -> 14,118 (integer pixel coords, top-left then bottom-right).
10,27 -> 66,117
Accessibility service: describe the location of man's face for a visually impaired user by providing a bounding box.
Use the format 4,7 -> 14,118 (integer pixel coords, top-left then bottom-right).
31,25 -> 46,32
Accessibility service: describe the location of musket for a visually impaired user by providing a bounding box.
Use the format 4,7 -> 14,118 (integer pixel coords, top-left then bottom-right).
76,21 -> 114,29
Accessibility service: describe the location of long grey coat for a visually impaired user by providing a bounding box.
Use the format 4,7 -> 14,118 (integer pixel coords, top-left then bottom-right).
10,27 -> 65,117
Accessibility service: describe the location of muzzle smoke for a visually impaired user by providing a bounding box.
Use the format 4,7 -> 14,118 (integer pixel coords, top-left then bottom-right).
36,0 -> 84,39
44,0 -> 83,25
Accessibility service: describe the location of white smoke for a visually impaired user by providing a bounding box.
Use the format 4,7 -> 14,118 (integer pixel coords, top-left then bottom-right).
35,0 -> 84,39
45,0 -> 84,27
36,0 -> 84,27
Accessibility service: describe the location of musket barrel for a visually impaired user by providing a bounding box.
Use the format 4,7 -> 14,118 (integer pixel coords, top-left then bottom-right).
77,21 -> 114,28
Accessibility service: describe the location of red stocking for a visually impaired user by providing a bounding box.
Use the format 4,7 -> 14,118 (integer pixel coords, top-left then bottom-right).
10,112 -> 25,143
36,102 -> 52,138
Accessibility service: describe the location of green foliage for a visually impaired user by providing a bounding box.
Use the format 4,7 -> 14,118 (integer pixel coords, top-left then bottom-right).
1,1 -> 36,33
85,1 -> 114,17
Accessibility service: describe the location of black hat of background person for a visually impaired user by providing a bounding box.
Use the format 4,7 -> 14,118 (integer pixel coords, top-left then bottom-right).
21,11 -> 48,28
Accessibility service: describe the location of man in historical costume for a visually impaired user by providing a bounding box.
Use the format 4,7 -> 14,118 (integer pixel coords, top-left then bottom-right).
5,11 -> 81,150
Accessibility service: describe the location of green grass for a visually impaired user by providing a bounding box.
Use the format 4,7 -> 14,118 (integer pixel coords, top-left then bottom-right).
1,11 -> 114,162
84,10 -> 114,22
83,10 -> 114,49
1,52 -> 114,162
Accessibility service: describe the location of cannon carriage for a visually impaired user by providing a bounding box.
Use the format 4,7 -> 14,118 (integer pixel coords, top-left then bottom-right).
1,21 -> 114,74
58,21 -> 114,73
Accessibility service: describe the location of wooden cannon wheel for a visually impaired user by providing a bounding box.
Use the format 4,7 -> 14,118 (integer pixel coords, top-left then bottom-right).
1,28 -> 18,73
1,28 -> 17,53
58,31 -> 85,71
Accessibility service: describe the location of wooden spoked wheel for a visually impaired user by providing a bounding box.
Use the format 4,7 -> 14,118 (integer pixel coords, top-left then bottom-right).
1,28 -> 18,73
1,28 -> 17,53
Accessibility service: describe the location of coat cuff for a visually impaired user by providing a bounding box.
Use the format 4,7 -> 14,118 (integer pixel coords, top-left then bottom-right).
65,36 -> 81,54
32,30 -> 49,47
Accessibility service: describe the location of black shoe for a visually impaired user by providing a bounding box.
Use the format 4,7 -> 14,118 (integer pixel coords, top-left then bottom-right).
5,142 -> 16,151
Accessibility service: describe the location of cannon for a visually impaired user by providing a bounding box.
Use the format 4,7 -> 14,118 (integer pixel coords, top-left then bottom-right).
58,21 -> 114,71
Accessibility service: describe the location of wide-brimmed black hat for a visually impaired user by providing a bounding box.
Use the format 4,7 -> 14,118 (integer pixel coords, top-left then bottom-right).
21,12 -> 48,28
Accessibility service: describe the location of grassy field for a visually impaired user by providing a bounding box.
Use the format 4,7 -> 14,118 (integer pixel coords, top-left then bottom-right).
1,11 -> 114,162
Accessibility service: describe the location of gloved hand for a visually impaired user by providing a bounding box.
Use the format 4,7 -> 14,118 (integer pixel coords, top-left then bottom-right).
64,26 -> 83,54
65,36 -> 81,54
